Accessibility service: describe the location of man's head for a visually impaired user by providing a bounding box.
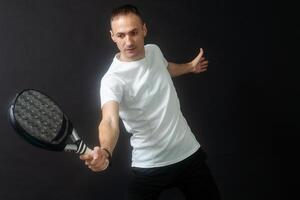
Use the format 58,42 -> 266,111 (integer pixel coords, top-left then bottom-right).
110,5 -> 147,62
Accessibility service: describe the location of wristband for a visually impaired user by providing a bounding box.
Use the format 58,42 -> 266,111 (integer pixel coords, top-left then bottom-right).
102,148 -> 112,167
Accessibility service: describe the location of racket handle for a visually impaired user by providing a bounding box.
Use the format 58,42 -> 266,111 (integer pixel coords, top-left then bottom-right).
67,129 -> 92,155
83,146 -> 92,155
75,139 -> 92,155
64,139 -> 92,155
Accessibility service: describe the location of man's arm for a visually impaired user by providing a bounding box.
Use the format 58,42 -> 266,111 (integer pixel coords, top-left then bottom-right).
98,101 -> 120,157
167,48 -> 208,77
80,101 -> 120,172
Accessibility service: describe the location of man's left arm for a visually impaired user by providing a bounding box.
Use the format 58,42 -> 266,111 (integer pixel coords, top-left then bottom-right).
167,48 -> 208,77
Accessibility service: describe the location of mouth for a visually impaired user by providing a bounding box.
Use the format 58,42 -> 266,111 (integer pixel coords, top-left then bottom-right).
125,47 -> 136,52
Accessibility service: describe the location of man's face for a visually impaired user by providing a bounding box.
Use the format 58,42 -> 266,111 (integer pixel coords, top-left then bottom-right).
110,13 -> 147,61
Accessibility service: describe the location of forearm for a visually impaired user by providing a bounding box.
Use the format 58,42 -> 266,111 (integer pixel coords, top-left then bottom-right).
98,119 -> 119,155
167,62 -> 193,77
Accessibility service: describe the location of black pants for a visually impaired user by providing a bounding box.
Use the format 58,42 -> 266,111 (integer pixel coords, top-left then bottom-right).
128,148 -> 221,200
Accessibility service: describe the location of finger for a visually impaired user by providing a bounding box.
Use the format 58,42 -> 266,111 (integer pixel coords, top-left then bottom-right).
88,165 -> 96,171
94,146 -> 101,153
199,64 -> 208,69
195,63 -> 208,69
90,157 -> 102,166
101,160 -> 109,171
194,48 -> 203,63
93,152 -> 99,160
91,146 -> 101,159
99,160 -> 109,171
201,60 -> 209,65
79,155 -> 85,160
193,48 -> 204,64
197,48 -> 204,60
90,148 -> 104,165
80,154 -> 89,160
90,153 -> 107,166
80,154 -> 93,160
88,161 -> 109,172
201,65 -> 208,69
194,65 -> 208,72
90,167 -> 102,172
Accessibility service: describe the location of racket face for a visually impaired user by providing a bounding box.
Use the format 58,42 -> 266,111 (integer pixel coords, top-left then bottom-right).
9,89 -> 69,150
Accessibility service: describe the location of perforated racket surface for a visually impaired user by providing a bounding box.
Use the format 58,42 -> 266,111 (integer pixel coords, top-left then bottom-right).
9,89 -> 90,154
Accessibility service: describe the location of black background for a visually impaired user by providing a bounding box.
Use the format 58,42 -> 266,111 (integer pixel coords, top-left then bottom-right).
0,0 -> 286,199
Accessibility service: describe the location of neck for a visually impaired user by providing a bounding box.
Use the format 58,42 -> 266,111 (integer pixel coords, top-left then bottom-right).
119,49 -> 145,62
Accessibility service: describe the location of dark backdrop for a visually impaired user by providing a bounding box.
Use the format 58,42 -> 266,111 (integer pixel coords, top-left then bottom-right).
0,0 -> 283,200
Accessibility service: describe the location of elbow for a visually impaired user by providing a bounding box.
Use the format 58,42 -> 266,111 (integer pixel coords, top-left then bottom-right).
167,67 -> 176,77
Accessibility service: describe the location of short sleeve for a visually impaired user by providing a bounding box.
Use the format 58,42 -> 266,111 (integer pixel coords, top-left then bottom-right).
100,74 -> 124,108
153,44 -> 169,68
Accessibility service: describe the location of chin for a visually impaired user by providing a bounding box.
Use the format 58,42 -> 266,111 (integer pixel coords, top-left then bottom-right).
126,53 -> 139,60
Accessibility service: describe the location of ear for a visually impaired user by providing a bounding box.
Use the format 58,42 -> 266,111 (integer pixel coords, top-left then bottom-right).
143,23 -> 147,37
110,30 -> 116,43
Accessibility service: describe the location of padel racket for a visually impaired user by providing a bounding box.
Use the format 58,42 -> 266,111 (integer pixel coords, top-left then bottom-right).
8,89 -> 91,155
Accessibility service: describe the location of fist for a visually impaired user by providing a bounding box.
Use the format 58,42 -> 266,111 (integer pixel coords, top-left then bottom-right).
80,146 -> 109,172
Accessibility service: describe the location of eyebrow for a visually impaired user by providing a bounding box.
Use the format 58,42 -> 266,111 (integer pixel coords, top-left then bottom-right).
115,28 -> 138,35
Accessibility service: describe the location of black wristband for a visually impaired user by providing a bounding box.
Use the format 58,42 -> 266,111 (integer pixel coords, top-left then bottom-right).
102,148 -> 112,167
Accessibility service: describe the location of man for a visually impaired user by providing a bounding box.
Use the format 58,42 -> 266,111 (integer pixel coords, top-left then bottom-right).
80,4 -> 221,200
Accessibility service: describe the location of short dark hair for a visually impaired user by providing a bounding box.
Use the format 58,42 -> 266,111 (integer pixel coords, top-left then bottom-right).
111,4 -> 144,24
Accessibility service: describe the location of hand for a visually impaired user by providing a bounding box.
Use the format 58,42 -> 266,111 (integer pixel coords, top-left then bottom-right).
79,146 -> 109,172
189,48 -> 208,73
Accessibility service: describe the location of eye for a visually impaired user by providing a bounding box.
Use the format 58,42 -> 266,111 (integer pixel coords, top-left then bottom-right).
130,30 -> 138,36
117,33 -> 125,38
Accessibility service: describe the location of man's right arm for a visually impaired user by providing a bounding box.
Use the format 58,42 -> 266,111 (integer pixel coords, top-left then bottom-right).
98,100 -> 120,158
80,100 -> 120,172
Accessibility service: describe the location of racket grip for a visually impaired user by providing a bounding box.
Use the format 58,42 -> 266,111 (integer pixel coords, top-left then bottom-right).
68,129 -> 92,155
64,140 -> 92,155
82,146 -> 92,155
75,139 -> 92,155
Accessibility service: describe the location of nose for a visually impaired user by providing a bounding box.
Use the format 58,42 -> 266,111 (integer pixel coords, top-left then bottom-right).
125,35 -> 134,46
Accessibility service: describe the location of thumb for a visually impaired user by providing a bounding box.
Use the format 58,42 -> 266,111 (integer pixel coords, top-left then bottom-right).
92,146 -> 101,160
192,48 -> 204,65
79,152 -> 93,161
197,48 -> 204,59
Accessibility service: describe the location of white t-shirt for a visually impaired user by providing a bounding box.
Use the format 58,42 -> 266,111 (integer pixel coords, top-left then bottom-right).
100,44 -> 200,168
